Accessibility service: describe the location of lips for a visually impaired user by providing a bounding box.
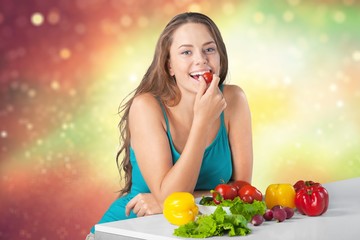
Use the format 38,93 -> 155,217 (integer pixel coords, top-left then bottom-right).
190,70 -> 212,80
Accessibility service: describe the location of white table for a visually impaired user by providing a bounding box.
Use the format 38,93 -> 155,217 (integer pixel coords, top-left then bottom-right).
95,177 -> 360,240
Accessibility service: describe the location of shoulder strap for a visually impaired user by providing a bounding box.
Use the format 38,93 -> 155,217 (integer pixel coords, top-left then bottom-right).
219,84 -> 225,124
157,99 -> 170,133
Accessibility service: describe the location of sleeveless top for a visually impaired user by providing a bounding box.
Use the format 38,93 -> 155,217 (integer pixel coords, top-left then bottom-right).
129,85 -> 232,193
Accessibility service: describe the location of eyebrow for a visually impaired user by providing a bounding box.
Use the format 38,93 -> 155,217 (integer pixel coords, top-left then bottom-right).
177,41 -> 216,49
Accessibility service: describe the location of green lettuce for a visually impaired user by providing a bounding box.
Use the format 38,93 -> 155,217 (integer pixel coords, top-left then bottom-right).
200,196 -> 267,222
173,206 -> 251,238
229,199 -> 266,221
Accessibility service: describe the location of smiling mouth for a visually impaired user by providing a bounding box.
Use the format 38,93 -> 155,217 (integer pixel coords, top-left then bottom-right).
190,70 -> 212,80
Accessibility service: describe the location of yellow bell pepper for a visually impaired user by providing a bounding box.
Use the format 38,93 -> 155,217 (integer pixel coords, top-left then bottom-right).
265,183 -> 296,209
163,192 -> 199,226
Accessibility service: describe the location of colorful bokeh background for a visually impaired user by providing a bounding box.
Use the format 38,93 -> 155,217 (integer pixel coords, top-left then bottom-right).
1,0 -> 359,239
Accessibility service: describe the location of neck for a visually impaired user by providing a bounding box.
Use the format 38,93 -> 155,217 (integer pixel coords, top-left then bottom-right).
168,93 -> 196,127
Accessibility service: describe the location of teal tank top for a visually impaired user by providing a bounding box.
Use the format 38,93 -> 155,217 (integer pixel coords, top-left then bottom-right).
129,85 -> 233,193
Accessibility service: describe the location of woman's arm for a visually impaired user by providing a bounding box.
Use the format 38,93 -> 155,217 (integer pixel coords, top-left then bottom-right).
223,85 -> 253,183
129,77 -> 226,204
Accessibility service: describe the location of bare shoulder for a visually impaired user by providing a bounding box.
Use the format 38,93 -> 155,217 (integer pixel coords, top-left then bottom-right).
222,85 -> 252,133
222,84 -> 249,107
131,93 -> 160,109
129,93 -> 165,127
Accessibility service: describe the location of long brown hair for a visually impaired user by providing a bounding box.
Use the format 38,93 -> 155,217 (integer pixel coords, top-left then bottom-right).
116,12 -> 229,196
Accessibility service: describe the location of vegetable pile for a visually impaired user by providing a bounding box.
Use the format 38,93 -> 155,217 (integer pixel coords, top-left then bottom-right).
164,179 -> 330,238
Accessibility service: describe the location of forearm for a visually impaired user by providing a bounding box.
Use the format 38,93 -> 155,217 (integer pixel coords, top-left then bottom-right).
157,120 -> 210,202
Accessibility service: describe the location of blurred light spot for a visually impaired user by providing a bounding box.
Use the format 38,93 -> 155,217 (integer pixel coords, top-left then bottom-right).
253,12 -> 265,24
51,80 -> 60,90
222,2 -> 235,15
69,89 -> 77,96
101,19 -> 117,34
8,48 -> 27,60
288,46 -> 302,58
120,15 -> 132,27
75,23 -> 86,34
137,16 -> 149,28
314,102 -> 321,110
316,129 -> 323,135
333,11 -> 346,23
47,9 -> 61,25
37,139 -> 43,145
0,13 -> 4,24
283,10 -> 294,22
62,123 -> 68,130
59,48 -> 71,60
27,123 -> 33,130
319,34 -> 328,43
188,3 -> 201,12
287,0 -> 301,6
60,131 -> 66,138
343,0 -> 354,5
336,71 -> 350,83
0,130 -> 7,138
353,51 -> 360,61
129,74 -> 137,82
163,3 -> 175,15
65,163 -> 72,170
336,100 -> 344,108
20,83 -> 28,92
31,12 -> 44,26
125,46 -> 134,55
283,76 -> 292,85
28,89 -> 36,98
329,83 -> 337,92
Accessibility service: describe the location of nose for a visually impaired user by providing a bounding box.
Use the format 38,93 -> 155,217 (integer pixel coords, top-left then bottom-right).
194,50 -> 208,65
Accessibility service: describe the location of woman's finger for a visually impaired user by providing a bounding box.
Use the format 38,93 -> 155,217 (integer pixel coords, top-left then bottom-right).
195,76 -> 207,101
207,73 -> 221,92
136,204 -> 148,217
125,195 -> 139,216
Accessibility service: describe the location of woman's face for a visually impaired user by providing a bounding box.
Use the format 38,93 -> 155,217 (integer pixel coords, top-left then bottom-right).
168,23 -> 220,93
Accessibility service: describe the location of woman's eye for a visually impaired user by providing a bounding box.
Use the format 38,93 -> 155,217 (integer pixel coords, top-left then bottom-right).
181,50 -> 191,55
205,47 -> 215,53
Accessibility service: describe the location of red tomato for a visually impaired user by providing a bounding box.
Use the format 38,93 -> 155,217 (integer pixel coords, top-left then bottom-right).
203,72 -> 213,84
230,180 -> 250,191
212,184 -> 238,204
241,195 -> 254,204
238,185 -> 263,203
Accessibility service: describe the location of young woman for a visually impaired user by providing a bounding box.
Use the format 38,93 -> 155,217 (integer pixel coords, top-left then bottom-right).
86,12 -> 253,239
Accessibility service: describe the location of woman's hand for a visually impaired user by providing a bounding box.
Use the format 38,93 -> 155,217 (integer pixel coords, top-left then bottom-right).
125,193 -> 162,217
193,74 -> 227,127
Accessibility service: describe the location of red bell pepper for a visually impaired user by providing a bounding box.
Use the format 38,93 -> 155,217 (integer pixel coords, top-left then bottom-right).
295,185 -> 329,216
293,180 -> 321,192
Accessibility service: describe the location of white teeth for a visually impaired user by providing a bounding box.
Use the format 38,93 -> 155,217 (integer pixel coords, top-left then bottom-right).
190,70 -> 210,76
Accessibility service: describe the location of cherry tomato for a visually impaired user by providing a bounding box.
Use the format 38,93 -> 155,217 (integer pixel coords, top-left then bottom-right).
212,184 -> 237,204
241,195 -> 254,204
238,185 -> 263,204
230,180 -> 250,191
203,72 -> 213,84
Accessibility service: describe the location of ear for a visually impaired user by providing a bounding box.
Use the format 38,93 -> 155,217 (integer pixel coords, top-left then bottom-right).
167,60 -> 174,76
